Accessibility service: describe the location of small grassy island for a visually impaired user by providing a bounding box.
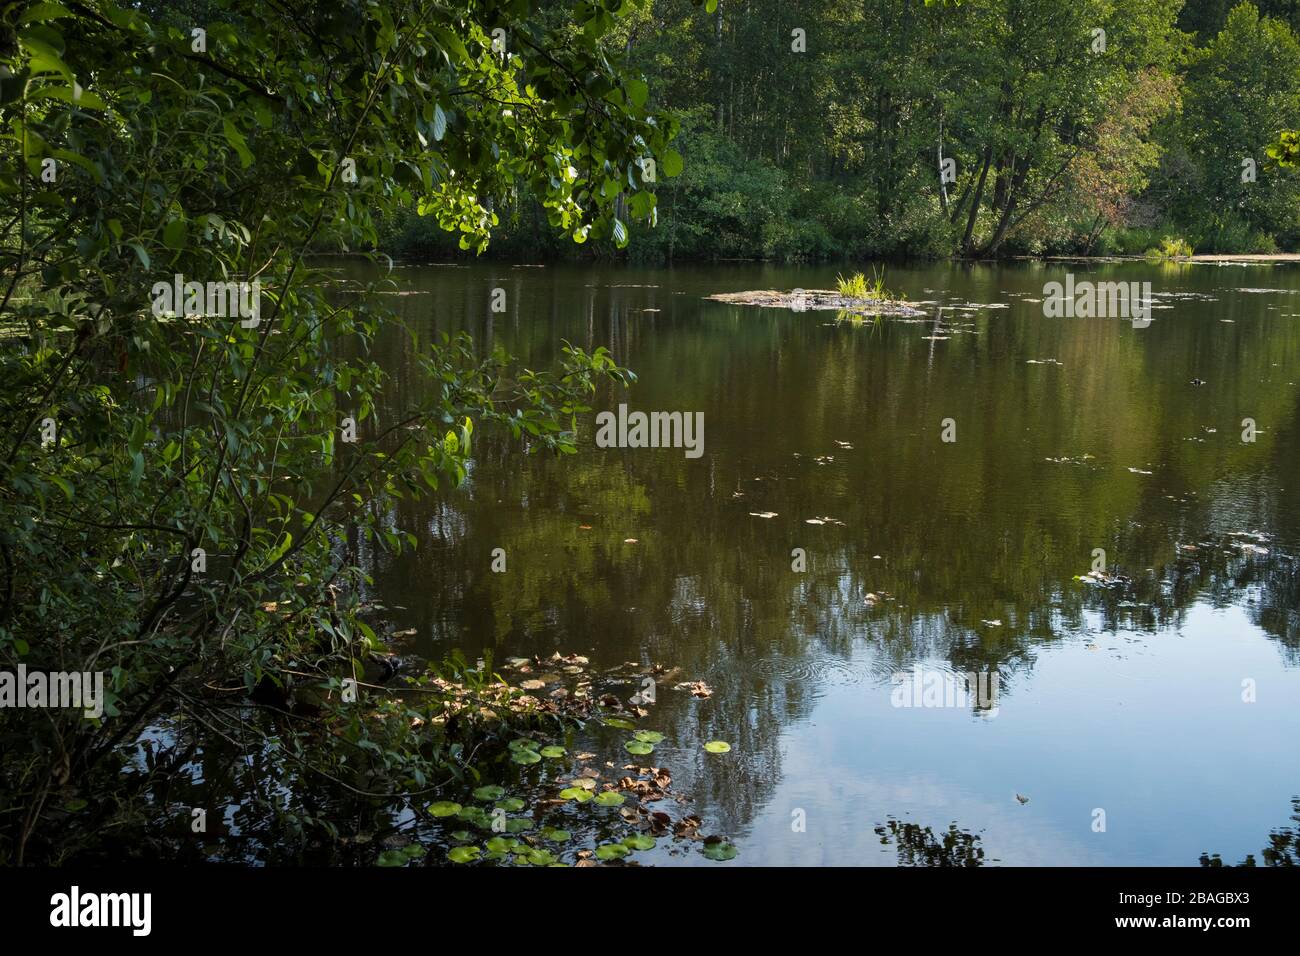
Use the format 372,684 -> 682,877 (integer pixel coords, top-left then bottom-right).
708,271 -> 926,318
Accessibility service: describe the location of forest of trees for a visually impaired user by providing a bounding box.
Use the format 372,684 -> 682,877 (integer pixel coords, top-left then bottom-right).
385,0 -> 1300,260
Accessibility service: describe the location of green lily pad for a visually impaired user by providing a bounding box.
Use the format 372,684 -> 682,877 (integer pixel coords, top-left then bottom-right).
511,748 -> 542,765
495,797 -> 526,812
625,740 -> 655,755
539,745 -> 566,758
702,840 -> 738,861
447,845 -> 482,863
508,738 -> 540,753
622,834 -> 657,851
449,830 -> 472,842
472,785 -> 505,801
457,806 -> 492,828
559,787 -> 595,802
542,828 -> 572,843
634,730 -> 665,744
595,843 -> 631,861
376,849 -> 408,867
505,818 -> 533,833
703,740 -> 732,754
485,837 -> 520,853
426,800 -> 461,817
526,849 -> 557,866
603,717 -> 637,730
594,790 -> 626,807
402,844 -> 427,859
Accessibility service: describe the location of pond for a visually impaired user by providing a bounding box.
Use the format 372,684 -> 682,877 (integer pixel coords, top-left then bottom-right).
342,257 -> 1300,866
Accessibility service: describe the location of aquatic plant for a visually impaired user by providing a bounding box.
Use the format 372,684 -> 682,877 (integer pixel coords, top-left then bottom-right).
1144,236 -> 1194,259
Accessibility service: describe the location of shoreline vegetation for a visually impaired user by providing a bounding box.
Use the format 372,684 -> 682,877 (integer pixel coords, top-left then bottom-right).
376,1 -> 1300,264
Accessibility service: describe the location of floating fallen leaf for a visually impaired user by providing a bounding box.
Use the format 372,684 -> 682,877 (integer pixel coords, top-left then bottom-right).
674,680 -> 713,698
701,836 -> 738,861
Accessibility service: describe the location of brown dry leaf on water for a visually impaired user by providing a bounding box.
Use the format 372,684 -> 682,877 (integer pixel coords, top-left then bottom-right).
674,815 -> 703,839
674,679 -> 713,698
519,679 -> 547,691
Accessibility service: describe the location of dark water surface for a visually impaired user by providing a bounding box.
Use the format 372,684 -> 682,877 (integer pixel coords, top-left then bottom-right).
345,258 -> 1300,866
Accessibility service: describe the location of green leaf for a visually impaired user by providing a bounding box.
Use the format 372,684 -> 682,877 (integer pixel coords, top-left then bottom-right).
662,149 -> 684,178
162,217 -> 187,250
27,85 -> 108,110
20,3 -> 74,25
432,103 -> 447,141
123,243 -> 151,271
624,78 -> 648,109
222,119 -> 254,168
704,740 -> 732,754
702,840 -> 738,861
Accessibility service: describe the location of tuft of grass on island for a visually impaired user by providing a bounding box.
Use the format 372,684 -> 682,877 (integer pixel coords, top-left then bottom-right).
707,270 -> 926,318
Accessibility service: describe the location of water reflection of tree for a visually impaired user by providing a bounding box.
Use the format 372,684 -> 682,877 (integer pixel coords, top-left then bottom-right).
1199,798 -> 1300,867
874,818 -> 988,867
338,260 -> 1300,843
